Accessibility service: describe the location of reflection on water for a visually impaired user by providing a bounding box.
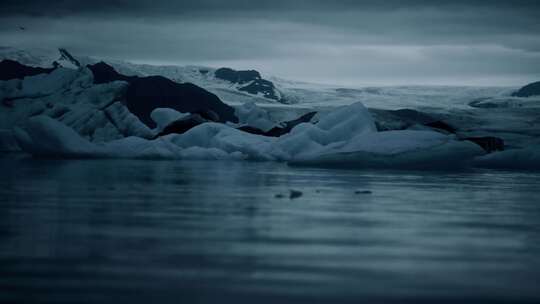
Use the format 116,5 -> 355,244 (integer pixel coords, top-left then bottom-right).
1,154 -> 540,303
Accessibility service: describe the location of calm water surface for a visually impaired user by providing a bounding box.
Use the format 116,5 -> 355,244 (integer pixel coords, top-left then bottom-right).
1,154 -> 539,303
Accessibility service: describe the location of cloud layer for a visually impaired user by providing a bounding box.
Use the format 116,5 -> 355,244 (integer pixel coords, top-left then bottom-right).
1,0 -> 539,85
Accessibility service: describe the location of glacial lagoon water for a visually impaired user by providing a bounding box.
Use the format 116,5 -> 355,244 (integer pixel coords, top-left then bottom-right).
1,154 -> 540,303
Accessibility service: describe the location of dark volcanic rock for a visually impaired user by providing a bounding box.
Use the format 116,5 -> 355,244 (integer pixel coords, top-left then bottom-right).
424,121 -> 457,134
215,67 -> 283,101
126,76 -> 237,127
512,81 -> 540,98
236,125 -> 268,136
464,137 -> 504,153
87,62 -> 238,128
239,79 -> 280,100
193,109 -> 220,122
0,59 -> 55,80
87,61 -> 132,84
289,190 -> 303,199
57,48 -> 81,67
355,190 -> 372,194
372,108 -> 456,134
155,110 -> 225,137
238,111 -> 317,137
215,67 -> 261,84
266,111 -> 317,137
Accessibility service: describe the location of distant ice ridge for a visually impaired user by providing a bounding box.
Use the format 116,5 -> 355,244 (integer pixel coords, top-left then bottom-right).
0,47 -> 286,105
13,102 -> 487,169
0,47 -> 518,109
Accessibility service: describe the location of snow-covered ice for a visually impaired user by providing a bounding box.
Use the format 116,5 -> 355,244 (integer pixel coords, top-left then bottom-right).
1,66 -> 153,145
291,131 -> 484,169
150,108 -> 190,132
234,102 -> 276,131
12,102 -> 488,169
2,47 -> 540,170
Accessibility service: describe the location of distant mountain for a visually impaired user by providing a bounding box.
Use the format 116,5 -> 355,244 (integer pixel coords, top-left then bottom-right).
0,46 -> 519,110
215,67 -> 283,101
87,62 -> 238,127
214,68 -> 261,84
0,47 -> 288,105
105,63 -> 288,104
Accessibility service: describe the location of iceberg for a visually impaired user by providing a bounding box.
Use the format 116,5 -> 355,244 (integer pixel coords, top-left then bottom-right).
13,116 -> 257,160
0,67 -> 153,145
473,146 -> 540,170
13,102 -> 488,170
234,102 -> 276,131
14,116 -> 100,158
290,131 -> 485,170
150,108 -> 190,132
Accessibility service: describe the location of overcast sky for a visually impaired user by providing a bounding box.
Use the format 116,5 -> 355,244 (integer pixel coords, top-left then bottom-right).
1,0 -> 539,86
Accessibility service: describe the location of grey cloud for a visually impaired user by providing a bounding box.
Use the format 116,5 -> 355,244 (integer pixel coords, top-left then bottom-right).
1,1 -> 539,85
1,1 -> 540,17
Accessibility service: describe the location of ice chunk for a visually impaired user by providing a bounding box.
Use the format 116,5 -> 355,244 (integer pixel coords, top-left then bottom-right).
19,68 -> 91,98
169,123 -> 284,160
277,102 -> 376,156
14,116 -> 249,160
14,116 -> 99,157
104,102 -> 154,138
474,146 -> 540,170
74,80 -> 128,108
339,130 -> 451,154
150,108 -> 190,131
0,68 -> 152,143
234,102 -> 276,131
290,130 -> 485,169
13,102 -> 488,170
